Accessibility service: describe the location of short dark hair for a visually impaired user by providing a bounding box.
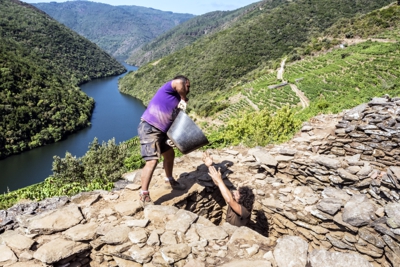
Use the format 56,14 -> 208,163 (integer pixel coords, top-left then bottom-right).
238,186 -> 255,212
173,75 -> 189,83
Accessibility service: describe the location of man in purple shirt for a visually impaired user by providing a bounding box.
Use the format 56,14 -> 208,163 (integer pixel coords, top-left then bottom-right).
138,75 -> 190,206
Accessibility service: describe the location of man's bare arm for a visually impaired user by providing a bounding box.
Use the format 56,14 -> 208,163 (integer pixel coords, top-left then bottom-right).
208,166 -> 242,215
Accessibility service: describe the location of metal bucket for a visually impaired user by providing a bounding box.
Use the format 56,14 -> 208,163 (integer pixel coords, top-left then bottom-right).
167,111 -> 209,154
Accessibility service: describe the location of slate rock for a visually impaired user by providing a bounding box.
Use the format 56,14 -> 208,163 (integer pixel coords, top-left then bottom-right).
317,198 -> 342,215
33,238 -> 90,264
251,149 -> 278,167
23,204 -> 83,235
342,194 -> 376,227
308,249 -> 373,267
160,244 -> 191,264
273,236 -> 308,267
0,244 -> 17,266
385,203 -> 400,228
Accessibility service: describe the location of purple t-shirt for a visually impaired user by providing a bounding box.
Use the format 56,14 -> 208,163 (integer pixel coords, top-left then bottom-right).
141,81 -> 180,132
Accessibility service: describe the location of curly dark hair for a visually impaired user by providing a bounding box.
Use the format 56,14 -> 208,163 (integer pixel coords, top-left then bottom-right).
238,186 -> 255,212
173,75 -> 189,83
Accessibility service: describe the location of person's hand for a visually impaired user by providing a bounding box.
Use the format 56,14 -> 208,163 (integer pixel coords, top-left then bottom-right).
202,151 -> 213,167
208,166 -> 223,185
177,99 -> 187,111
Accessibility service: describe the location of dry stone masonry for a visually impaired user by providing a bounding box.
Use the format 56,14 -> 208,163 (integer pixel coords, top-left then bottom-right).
1,96 -> 400,266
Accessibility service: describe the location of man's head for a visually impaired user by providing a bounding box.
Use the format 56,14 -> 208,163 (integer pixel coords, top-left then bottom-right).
233,186 -> 255,212
174,75 -> 190,95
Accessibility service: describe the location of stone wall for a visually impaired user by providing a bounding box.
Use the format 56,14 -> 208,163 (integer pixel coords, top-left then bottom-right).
250,96 -> 400,267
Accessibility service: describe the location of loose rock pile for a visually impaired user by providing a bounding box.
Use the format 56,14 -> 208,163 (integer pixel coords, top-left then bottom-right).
1,96 -> 400,267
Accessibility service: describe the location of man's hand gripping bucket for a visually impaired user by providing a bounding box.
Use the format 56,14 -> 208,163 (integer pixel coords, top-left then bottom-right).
166,111 -> 209,154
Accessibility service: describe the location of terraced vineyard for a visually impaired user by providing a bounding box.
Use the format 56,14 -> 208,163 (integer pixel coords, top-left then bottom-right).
217,69 -> 303,121
217,99 -> 253,121
283,40 -> 400,113
373,29 -> 400,41
243,71 -> 300,107
245,84 -> 299,110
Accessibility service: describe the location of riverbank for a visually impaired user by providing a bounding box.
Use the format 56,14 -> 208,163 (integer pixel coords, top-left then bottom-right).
0,64 -> 145,193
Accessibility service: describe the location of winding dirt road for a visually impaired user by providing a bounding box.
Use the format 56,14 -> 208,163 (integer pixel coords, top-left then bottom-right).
290,84 -> 310,108
277,58 -> 310,109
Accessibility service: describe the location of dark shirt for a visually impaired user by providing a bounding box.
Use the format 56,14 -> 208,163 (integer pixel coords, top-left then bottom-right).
226,205 -> 251,227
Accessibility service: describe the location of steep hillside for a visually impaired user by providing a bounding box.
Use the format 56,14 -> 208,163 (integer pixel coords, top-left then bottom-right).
219,3 -> 400,129
325,2 -> 400,40
0,0 -> 125,159
33,1 -> 195,61
119,0 -> 392,116
127,1 -> 264,66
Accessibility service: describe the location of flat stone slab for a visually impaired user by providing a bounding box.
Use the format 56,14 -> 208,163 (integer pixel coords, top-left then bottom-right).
113,256 -> 142,267
385,203 -> 400,228
160,244 -> 191,264
308,249 -> 373,267
220,260 -> 272,267
124,219 -> 149,228
33,238 -> 90,264
317,198 -> 342,215
196,225 -> 228,240
0,230 -> 35,250
70,192 -> 100,208
251,149 -> 278,167
102,225 -> 131,245
165,209 -> 198,233
24,204 -> 83,235
273,236 -> 308,267
144,205 -> 178,224
63,222 -> 98,241
114,200 -> 142,216
228,226 -> 272,249
7,262 -> 46,267
313,155 -> 342,169
342,194 -> 376,227
0,244 -> 17,266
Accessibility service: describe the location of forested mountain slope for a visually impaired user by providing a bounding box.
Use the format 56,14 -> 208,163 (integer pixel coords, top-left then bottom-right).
127,1 -> 263,66
33,1 -> 195,61
119,0 -> 393,117
217,3 -> 400,130
0,0 -> 125,159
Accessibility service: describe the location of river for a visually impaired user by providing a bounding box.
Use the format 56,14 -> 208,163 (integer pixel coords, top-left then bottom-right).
0,64 -> 146,193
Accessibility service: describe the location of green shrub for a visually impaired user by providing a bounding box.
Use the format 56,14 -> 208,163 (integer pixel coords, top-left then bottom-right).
0,137 -> 135,210
207,106 -> 301,148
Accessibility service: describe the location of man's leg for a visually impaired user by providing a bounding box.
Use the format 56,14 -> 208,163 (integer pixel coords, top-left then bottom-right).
141,159 -> 158,191
162,148 -> 174,178
162,148 -> 186,190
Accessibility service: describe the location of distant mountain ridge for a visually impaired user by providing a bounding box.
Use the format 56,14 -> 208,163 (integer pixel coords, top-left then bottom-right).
127,1 -> 263,66
33,1 -> 195,61
0,0 -> 125,158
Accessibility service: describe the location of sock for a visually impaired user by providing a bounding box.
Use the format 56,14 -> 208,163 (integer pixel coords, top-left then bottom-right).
165,177 -> 174,182
140,190 -> 149,195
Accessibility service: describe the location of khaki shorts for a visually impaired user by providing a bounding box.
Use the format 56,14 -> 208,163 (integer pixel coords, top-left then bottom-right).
137,120 -> 172,161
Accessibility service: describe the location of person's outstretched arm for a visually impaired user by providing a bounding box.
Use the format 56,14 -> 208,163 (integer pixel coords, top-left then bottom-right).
208,166 -> 242,215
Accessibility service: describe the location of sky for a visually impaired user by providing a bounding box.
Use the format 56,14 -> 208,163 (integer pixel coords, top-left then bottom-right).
22,0 -> 260,15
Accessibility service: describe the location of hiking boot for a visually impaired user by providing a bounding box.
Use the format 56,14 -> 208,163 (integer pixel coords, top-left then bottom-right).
165,179 -> 186,190
139,191 -> 153,208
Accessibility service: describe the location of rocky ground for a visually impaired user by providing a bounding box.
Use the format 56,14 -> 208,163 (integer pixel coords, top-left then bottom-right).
1,96 -> 400,267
